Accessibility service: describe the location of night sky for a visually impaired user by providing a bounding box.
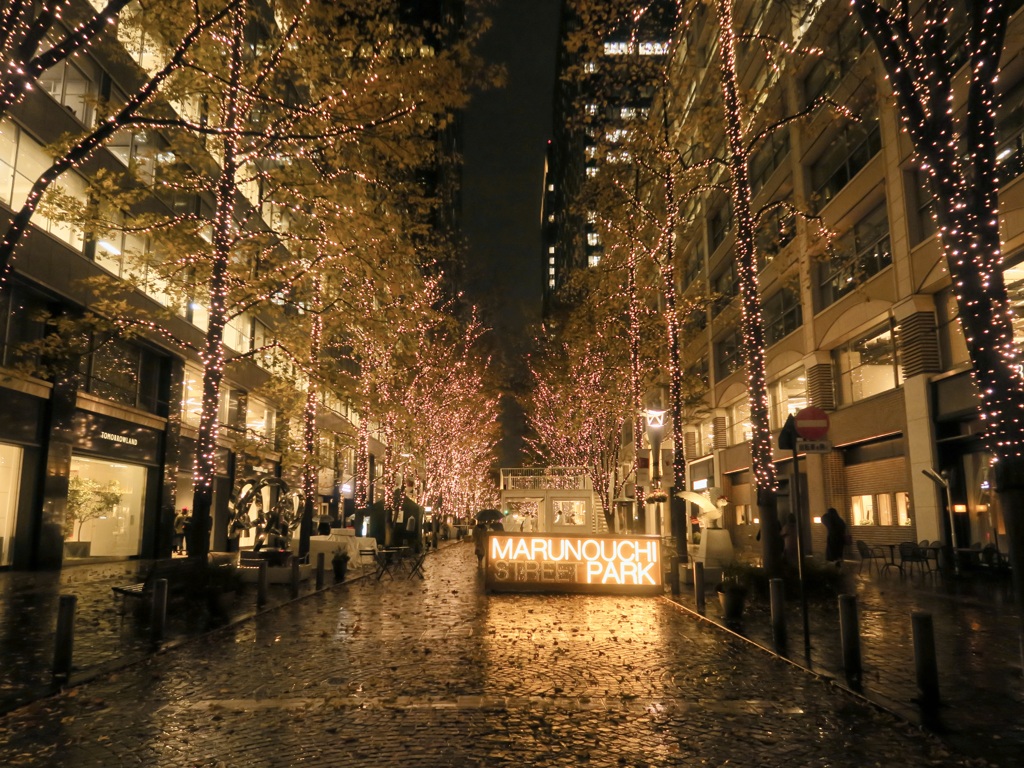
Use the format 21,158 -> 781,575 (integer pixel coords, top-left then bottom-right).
461,0 -> 562,466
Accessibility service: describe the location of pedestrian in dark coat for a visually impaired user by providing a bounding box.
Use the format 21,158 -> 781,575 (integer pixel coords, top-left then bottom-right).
473,521 -> 489,566
822,507 -> 847,566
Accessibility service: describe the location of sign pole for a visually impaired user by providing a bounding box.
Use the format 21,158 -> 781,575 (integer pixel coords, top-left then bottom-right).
780,415 -> 811,661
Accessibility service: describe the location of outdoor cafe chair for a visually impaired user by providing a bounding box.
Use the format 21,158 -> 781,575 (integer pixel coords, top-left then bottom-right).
856,540 -> 886,574
898,541 -> 930,577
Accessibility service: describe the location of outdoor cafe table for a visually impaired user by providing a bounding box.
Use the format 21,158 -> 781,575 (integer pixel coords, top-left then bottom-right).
880,543 -> 903,576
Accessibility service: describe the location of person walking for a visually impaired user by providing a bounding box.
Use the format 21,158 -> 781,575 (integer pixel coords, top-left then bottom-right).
822,507 -> 847,567
173,508 -> 189,554
781,513 -> 799,566
473,520 -> 489,567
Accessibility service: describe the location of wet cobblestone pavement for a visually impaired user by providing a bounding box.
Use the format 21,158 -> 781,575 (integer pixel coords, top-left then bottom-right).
667,564 -> 1024,766
0,545 -> 999,767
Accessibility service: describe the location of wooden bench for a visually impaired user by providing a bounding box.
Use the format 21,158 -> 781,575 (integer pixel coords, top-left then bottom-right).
112,553 -> 239,614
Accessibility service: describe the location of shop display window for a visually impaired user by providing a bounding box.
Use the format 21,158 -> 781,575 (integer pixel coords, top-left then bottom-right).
0,443 -> 22,567
67,456 -> 146,558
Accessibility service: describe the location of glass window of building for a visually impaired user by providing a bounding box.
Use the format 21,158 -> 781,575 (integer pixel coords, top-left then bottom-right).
852,494 -> 875,525
38,53 -> 99,126
769,368 -> 807,430
181,365 -> 204,427
996,77 -> 1024,184
749,128 -> 790,195
65,456 -> 146,559
763,287 -> 802,345
728,398 -> 751,445
803,14 -> 868,107
833,322 -> 903,405
711,263 -> 737,316
552,499 -> 587,527
246,397 -> 276,445
715,328 -> 743,379
818,202 -> 891,308
1004,253 -> 1024,349
709,203 -> 731,252
83,338 -> 142,408
810,111 -> 882,205
906,170 -> 937,246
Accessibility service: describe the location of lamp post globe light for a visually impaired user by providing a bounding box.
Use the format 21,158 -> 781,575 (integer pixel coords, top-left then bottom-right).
644,409 -> 667,535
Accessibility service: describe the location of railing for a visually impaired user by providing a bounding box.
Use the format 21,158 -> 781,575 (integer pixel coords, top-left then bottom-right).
501,467 -> 590,491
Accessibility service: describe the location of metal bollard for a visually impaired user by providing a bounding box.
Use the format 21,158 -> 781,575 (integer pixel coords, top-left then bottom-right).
839,594 -> 862,685
694,562 -> 706,614
290,558 -> 300,599
53,594 -> 77,680
257,561 -> 268,606
770,578 -> 787,652
150,578 -> 168,644
316,552 -> 325,590
912,611 -> 941,712
670,556 -> 680,595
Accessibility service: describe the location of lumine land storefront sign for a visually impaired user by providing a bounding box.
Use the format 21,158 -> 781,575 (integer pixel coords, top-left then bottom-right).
485,533 -> 663,595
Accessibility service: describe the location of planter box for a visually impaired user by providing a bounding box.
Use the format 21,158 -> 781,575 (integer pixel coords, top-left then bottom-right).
238,563 -> 313,584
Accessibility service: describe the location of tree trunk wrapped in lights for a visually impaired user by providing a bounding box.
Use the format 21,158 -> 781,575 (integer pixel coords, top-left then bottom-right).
853,0 -> 1024,645
714,0 -> 782,575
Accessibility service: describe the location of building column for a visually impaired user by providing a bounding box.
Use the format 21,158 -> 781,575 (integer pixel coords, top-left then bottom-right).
895,296 -> 944,542
36,364 -> 80,570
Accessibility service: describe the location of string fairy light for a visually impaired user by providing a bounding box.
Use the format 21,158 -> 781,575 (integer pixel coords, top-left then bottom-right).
852,0 -> 1024,467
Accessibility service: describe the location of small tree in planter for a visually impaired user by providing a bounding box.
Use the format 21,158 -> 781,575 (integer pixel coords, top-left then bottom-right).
64,476 -> 122,556
716,561 -> 757,624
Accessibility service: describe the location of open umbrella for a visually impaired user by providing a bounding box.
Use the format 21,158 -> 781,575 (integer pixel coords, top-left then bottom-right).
476,509 -> 503,523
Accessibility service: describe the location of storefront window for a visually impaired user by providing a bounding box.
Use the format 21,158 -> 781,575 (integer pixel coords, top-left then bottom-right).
852,492 -> 911,527
66,456 -> 146,558
852,494 -> 875,526
0,443 -> 22,566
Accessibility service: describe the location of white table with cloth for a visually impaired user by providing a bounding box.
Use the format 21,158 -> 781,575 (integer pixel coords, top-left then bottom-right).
303,532 -> 377,566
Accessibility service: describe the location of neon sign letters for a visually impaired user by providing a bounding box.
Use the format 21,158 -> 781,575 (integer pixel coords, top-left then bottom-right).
485,533 -> 663,595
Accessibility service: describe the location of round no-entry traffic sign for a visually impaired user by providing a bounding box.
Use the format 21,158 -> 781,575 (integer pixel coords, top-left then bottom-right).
793,406 -> 830,440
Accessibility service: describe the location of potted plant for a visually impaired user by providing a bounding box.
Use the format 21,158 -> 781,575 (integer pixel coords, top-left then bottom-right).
645,489 -> 669,505
64,476 -> 122,558
332,548 -> 350,582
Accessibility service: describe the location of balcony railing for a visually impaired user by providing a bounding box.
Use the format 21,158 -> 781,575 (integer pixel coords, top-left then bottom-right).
501,467 -> 590,491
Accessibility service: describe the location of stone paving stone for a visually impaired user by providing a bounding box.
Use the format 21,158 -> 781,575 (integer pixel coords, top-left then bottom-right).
0,545 -> 995,767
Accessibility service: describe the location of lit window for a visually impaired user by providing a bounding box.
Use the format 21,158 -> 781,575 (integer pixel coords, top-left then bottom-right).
587,232 -> 600,246
620,107 -> 637,120
548,256 -> 555,265
896,492 -> 912,525
548,278 -> 556,288
588,254 -> 601,268
639,41 -> 667,55
603,41 -> 630,55
586,166 -> 598,177
548,246 -> 555,254
549,267 -> 555,276
852,495 -> 875,525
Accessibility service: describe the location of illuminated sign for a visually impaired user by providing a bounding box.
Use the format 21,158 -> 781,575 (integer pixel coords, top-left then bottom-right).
485,533 -> 663,595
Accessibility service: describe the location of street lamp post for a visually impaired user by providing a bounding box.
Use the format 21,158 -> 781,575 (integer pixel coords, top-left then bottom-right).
645,409 -> 666,536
